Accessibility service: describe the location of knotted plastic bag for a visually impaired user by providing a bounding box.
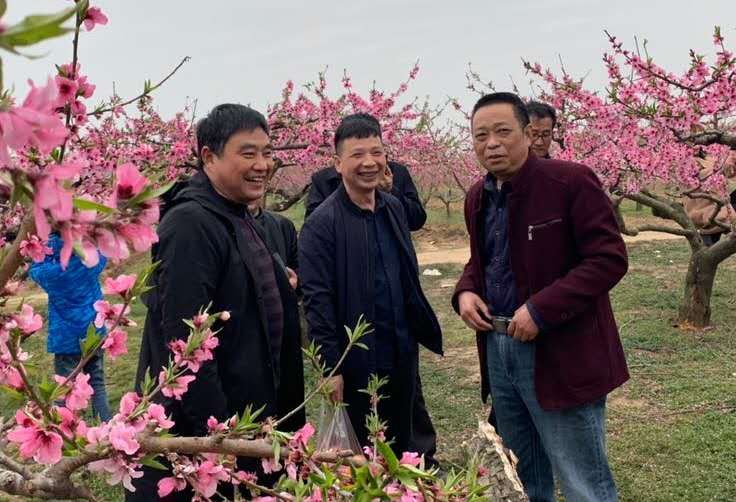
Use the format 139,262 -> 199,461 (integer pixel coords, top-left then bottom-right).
315,403 -> 362,455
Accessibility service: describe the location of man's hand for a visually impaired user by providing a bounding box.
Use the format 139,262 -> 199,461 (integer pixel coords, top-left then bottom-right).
508,304 -> 539,342
377,166 -> 394,193
458,291 -> 493,331
327,375 -> 344,402
286,267 -> 298,290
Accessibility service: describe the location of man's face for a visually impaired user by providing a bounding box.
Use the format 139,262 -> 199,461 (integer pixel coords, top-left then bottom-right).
334,135 -> 387,195
202,128 -> 272,205
471,103 -> 531,179
529,116 -> 554,158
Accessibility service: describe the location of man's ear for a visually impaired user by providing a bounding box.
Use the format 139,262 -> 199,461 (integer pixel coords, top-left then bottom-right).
334,154 -> 343,174
523,124 -> 533,147
200,146 -> 216,169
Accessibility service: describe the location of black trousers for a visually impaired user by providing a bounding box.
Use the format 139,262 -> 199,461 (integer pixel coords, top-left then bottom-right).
344,351 -> 438,465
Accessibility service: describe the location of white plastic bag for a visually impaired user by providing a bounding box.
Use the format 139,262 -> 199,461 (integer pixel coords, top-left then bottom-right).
315,404 -> 362,455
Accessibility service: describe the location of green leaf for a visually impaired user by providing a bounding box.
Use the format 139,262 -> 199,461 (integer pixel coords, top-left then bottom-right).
0,386 -> 26,407
376,440 -> 399,474
37,377 -> 57,403
0,1 -> 6,20
0,1 -> 87,49
126,182 -> 175,207
73,198 -> 115,214
81,325 -> 102,357
397,469 -> 419,490
140,453 -> 167,471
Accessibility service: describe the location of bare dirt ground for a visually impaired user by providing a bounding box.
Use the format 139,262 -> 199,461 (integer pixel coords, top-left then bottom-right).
417,231 -> 681,266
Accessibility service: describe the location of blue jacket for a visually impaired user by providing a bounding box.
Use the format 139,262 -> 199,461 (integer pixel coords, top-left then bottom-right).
28,235 -> 107,354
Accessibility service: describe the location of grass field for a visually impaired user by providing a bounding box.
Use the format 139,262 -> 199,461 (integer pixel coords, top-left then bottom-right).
1,225 -> 734,501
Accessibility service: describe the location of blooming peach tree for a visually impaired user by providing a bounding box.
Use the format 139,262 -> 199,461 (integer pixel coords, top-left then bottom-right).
524,28 -> 736,327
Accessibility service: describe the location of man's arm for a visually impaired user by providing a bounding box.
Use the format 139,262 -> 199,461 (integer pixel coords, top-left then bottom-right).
297,217 -> 341,372
390,163 -> 427,231
157,204 -> 229,433
529,167 -> 628,327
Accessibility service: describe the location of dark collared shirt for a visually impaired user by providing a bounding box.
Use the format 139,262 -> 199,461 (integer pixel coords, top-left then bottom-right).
365,197 -> 409,371
482,173 -> 546,328
482,175 -> 518,317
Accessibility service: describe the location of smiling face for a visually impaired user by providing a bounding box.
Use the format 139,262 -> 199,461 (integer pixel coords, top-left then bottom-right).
471,103 -> 531,180
201,127 -> 273,205
334,135 -> 387,196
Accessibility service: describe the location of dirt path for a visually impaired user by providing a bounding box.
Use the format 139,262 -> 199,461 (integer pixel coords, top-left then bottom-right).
418,231 -> 681,266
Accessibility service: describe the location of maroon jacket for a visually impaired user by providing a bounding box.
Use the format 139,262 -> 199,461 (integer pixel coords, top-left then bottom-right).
452,155 -> 629,410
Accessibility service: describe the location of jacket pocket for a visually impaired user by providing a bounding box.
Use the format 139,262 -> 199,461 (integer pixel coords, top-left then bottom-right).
527,217 -> 562,241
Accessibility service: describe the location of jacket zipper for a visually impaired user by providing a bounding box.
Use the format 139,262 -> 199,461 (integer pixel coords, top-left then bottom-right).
528,218 -> 562,240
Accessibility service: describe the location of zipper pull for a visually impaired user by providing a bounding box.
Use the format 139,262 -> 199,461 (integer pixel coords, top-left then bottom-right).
528,225 -> 533,241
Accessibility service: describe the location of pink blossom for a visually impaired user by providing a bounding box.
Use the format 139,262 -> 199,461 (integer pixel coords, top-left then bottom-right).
19,235 -> 52,262
95,227 -> 131,262
291,422 -> 315,449
118,222 -> 158,252
159,372 -> 196,400
191,460 -> 229,498
85,423 -> 111,446
144,404 -> 174,430
77,75 -> 96,98
399,451 -> 422,467
55,406 -> 87,438
54,372 -> 94,411
306,488 -> 323,502
93,300 -> 130,330
0,77 -> 67,165
110,163 -> 147,206
13,304 -> 43,334
207,416 -> 227,433
400,488 -> 424,502
157,476 -> 187,498
55,75 -> 79,106
118,392 -> 142,416
83,7 -> 109,31
88,457 -> 143,492
108,422 -> 140,455
260,457 -> 282,474
102,328 -> 128,359
7,416 -> 63,464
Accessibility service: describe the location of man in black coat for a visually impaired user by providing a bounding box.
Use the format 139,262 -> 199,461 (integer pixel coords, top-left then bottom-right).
130,104 -> 304,500
304,115 -> 427,231
299,114 -> 442,462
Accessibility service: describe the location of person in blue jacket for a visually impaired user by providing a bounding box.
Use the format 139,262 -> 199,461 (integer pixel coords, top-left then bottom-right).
29,233 -> 111,421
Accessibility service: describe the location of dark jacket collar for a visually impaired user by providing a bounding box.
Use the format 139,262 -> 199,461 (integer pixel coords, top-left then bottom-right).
175,171 -> 248,219
336,183 -> 387,216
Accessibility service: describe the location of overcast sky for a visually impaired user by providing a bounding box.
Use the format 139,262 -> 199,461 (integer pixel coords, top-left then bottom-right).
4,1 -> 736,120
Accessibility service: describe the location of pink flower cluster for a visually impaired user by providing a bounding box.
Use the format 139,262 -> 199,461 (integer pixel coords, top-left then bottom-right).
526,26 -> 736,197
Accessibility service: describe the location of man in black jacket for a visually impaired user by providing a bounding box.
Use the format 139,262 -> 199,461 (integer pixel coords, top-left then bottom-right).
130,104 -> 304,500
299,114 -> 442,462
304,115 -> 427,231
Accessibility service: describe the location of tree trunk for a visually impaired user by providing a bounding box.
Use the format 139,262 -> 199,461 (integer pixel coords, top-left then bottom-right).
677,250 -> 718,327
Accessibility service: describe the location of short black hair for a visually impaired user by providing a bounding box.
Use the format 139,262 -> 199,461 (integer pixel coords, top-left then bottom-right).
334,113 -> 382,152
471,92 -> 530,129
526,100 -> 557,127
196,104 -> 269,168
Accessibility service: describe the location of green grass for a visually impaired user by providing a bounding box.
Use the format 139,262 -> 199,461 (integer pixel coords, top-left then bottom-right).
2,239 -> 735,501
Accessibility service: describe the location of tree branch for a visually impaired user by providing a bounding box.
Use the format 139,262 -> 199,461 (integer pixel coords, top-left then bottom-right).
90,57 -> 191,116
0,214 -> 35,294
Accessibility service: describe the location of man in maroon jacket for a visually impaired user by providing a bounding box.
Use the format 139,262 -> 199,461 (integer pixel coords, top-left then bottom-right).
452,92 -> 629,502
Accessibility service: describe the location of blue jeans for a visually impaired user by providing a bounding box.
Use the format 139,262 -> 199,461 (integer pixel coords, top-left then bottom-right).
486,332 -> 618,502
54,353 -> 112,421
